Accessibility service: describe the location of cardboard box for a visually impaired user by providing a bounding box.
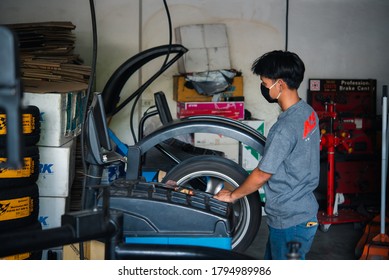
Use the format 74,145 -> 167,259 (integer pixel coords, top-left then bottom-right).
194,131 -> 240,164
194,143 -> 239,163
38,196 -> 68,229
194,132 -> 239,146
193,120 -> 265,170
22,87 -> 86,147
240,120 -> 265,171
63,241 -> 105,260
37,139 -> 76,197
173,75 -> 243,102
175,24 -> 231,73
177,101 -> 244,120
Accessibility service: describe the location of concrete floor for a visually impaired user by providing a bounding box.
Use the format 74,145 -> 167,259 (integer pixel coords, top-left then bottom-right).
244,215 -> 365,260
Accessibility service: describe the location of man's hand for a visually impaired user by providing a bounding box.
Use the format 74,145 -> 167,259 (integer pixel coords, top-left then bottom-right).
214,168 -> 271,203
214,189 -> 236,203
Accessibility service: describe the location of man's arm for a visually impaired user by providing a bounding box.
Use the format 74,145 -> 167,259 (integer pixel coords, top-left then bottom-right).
214,167 -> 272,203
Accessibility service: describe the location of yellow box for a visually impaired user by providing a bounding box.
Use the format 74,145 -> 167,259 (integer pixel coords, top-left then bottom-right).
173,75 -> 243,102
63,240 -> 105,260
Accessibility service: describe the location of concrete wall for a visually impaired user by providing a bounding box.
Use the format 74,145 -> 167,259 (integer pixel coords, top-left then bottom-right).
1,0 -> 388,144
288,0 -> 389,113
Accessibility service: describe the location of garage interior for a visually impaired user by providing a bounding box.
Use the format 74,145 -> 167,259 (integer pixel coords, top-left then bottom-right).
0,0 -> 389,261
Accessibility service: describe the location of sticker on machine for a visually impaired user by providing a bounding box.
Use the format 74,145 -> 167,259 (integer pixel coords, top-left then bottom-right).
310,80 -> 320,91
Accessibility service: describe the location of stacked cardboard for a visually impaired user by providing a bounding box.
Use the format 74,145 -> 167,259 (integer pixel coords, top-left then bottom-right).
7,21 -> 90,86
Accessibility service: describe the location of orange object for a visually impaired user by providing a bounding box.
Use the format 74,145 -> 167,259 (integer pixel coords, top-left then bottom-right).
358,216 -> 389,260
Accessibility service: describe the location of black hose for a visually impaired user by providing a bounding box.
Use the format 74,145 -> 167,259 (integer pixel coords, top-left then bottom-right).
129,0 -> 174,143
81,0 -> 98,210
79,0 -> 99,260
161,0 -> 173,69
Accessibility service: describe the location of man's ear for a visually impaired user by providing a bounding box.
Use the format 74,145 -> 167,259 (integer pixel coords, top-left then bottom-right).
277,79 -> 283,89
278,79 -> 288,90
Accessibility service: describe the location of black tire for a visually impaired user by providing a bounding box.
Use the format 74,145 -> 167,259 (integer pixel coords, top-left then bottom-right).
0,183 -> 39,231
0,221 -> 43,260
0,146 -> 40,187
161,155 -> 261,253
0,105 -> 41,147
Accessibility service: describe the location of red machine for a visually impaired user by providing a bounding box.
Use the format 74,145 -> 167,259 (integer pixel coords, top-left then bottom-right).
318,102 -> 369,231
308,79 -> 379,231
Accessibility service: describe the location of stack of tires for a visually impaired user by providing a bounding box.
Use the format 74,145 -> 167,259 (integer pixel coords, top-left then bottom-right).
0,106 -> 42,260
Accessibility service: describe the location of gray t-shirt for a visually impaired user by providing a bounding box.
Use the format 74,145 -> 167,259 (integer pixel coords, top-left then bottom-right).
258,100 -> 320,229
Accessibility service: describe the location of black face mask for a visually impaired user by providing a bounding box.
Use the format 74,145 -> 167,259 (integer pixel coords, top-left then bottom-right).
260,83 -> 278,103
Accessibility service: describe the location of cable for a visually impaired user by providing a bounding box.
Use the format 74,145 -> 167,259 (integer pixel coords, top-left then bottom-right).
78,0 -> 98,261
81,0 -> 98,210
128,0 -> 174,143
161,0 -> 173,69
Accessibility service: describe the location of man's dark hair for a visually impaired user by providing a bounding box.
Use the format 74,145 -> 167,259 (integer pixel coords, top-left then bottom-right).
251,50 -> 305,90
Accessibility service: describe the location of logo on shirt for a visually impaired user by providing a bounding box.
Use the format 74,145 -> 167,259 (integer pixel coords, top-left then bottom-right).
303,112 -> 317,139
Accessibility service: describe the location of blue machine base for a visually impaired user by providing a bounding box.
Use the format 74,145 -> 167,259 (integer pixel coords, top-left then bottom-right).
125,237 -> 232,250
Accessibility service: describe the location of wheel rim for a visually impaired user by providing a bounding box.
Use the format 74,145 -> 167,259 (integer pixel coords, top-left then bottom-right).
172,170 -> 251,250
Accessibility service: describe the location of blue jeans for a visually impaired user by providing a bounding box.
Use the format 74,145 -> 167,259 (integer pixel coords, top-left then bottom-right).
264,216 -> 318,260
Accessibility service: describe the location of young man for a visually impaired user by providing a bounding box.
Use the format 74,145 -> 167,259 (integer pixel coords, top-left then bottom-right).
214,50 -> 320,260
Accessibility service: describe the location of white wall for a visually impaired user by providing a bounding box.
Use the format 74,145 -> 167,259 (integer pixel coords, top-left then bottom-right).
288,0 -> 389,114
1,0 -> 388,144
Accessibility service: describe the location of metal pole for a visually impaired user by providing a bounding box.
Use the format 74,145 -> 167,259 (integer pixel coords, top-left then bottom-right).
327,102 -> 336,217
381,85 -> 388,234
